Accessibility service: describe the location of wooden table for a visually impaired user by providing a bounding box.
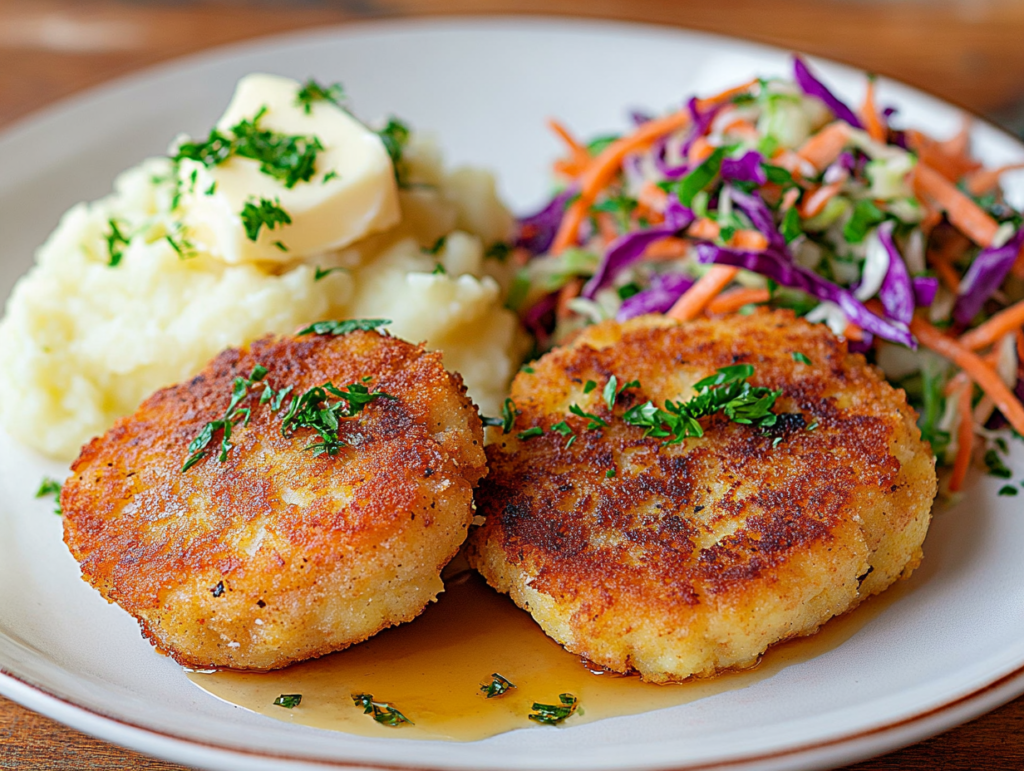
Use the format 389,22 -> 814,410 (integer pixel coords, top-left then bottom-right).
2,1 -> 1024,769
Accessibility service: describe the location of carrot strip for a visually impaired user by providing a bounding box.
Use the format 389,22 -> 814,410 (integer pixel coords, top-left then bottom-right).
547,118 -> 589,160
643,237 -> 689,260
910,316 -> 1024,436
550,109 -> 692,254
705,287 -> 771,315
556,278 -> 582,320
596,212 -> 619,245
948,379 -> 974,493
842,321 -> 865,341
959,299 -> 1024,350
965,163 -> 1024,197
905,129 -> 981,183
1017,329 -> 1024,364
861,78 -> 886,143
931,258 -> 962,294
667,266 -> 739,321
695,79 -> 760,111
780,187 -> 801,213
687,136 -> 715,164
729,230 -> 769,251
688,218 -> 721,240
798,182 -> 844,219
796,122 -> 851,173
912,164 -> 999,247
722,118 -> 759,140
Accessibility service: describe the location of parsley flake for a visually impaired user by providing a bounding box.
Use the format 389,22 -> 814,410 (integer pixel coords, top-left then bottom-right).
241,198 -> 292,242
280,382 -> 393,456
622,365 -> 781,444
583,380 -> 597,394
481,673 -> 516,699
104,219 -> 130,267
518,427 -> 544,440
274,694 -> 302,709
791,352 -> 812,365
999,485 -> 1019,497
605,468 -> 616,479
483,398 -> 518,433
295,79 -> 345,114
297,319 -> 391,336
36,477 -> 62,516
985,449 -> 1013,479
322,170 -> 339,184
569,404 -> 608,430
352,694 -> 412,726
314,266 -> 346,281
551,420 -> 576,448
182,365 -> 269,471
376,118 -> 410,183
603,375 -> 640,411
529,693 -> 578,725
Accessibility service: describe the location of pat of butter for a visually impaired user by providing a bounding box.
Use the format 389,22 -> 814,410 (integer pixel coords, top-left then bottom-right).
177,73 -> 401,264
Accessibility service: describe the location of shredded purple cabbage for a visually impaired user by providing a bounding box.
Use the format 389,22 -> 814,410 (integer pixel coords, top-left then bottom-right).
653,137 -> 690,179
694,242 -> 915,347
726,186 -> 785,250
721,151 -> 767,185
912,276 -> 939,307
793,57 -> 864,130
515,187 -> 578,256
522,292 -> 558,341
680,97 -> 720,158
582,200 -> 694,299
875,221 -> 916,324
953,226 -> 1024,324
823,151 -> 855,184
617,272 -> 695,321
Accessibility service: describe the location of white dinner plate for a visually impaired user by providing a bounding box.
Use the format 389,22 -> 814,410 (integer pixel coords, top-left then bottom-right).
3,16 -> 1024,771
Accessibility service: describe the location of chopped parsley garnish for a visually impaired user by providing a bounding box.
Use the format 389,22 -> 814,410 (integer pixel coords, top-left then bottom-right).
165,228 -> 196,259
569,404 -> 608,430
241,197 -> 292,242
605,467 -> 616,479
322,170 -> 339,184
432,263 -> 447,275
843,199 -> 887,244
280,382 -> 392,456
104,219 -> 130,267
603,375 -> 640,411
352,694 -> 412,726
272,240 -> 289,252
182,365 -> 269,471
297,318 -> 390,336
999,485 -> 1019,497
424,235 -> 447,255
551,420 -> 576,448
984,449 -> 1013,479
517,427 -> 544,440
274,694 -> 302,709
174,107 -> 323,189
481,673 -> 516,698
376,117 -> 410,182
485,242 -> 511,261
295,79 -> 345,113
483,398 -> 518,433
583,380 -> 597,394
791,352 -> 812,365
622,364 -> 781,444
36,477 -> 62,516
314,266 -> 346,281
528,693 -> 578,725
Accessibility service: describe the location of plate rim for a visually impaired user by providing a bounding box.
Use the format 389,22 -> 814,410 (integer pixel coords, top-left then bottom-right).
2,13 -> 1023,771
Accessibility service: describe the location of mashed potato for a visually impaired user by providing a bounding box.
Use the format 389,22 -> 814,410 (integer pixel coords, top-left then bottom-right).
0,119 -> 527,459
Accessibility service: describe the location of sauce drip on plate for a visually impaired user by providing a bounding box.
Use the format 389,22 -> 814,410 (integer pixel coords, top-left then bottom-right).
188,568 -> 904,741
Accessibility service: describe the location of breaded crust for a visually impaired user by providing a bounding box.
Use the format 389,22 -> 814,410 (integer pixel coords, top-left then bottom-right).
63,330 -> 486,671
468,311 -> 936,682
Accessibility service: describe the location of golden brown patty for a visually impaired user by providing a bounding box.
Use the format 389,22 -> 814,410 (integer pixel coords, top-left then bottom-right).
468,311 -> 936,682
63,328 -> 486,671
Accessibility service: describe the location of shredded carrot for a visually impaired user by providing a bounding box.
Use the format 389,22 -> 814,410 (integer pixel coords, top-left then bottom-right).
597,212 -> 619,245
695,79 -> 760,112
796,122 -> 851,173
1014,242 -> 1024,280
780,187 -> 801,213
556,278 -> 582,321
965,163 -> 1024,197
910,316 -> 1024,436
930,258 -> 962,294
912,164 -> 999,247
638,182 -> 668,211
948,378 -> 974,492
842,321 -> 865,341
861,78 -> 886,143
729,229 -> 769,251
688,218 -> 721,240
550,109 -> 692,254
547,118 -> 589,161
905,128 -> 981,183
798,182 -> 844,219
705,287 -> 770,315
666,266 -> 739,321
643,237 -> 689,260
722,118 -> 759,140
959,298 -> 1024,350
939,118 -> 971,160
687,136 -> 715,164
553,158 -> 588,179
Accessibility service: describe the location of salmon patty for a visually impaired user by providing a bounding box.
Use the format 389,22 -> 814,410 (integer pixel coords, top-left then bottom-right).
468,311 -> 936,682
63,324 -> 486,670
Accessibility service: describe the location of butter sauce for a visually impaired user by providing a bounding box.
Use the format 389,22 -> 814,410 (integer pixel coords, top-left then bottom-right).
188,569 -> 905,741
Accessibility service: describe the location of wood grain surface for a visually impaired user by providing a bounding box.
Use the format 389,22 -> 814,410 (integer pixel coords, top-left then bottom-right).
2,1 -> 1024,769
